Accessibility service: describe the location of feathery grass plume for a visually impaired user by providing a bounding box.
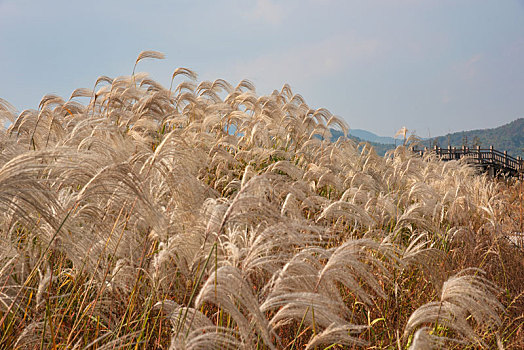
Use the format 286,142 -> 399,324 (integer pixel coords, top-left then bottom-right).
305,323 -> 369,349
80,331 -> 142,350
404,269 -> 503,347
133,50 -> 165,76
69,87 -> 94,100
203,173 -> 282,241
170,67 -> 198,95
262,291 -> 350,331
13,321 -> 53,349
0,151 -> 66,236
260,240 -> 391,337
154,300 -> 213,336
408,327 -> 447,350
194,265 -> 276,349
317,200 -> 375,229
400,232 -> 445,288
170,326 -> 244,350
75,162 -> 167,238
265,247 -> 330,297
9,109 -> 39,144
172,67 -> 198,82
235,79 -> 256,93
38,94 -> 65,110
240,222 -> 324,275
0,98 -> 16,126
318,238 -> 397,305
151,229 -> 204,287
395,126 -> 408,143
35,265 -> 52,310
0,288 -> 21,316
94,75 -> 114,88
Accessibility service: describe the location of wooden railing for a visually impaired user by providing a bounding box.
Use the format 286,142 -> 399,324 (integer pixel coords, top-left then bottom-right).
412,145 -> 524,178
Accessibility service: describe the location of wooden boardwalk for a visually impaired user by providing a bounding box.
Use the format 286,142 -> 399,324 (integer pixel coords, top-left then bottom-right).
412,145 -> 524,180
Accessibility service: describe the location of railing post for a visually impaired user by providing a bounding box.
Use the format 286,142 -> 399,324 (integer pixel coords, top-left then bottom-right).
504,150 -> 508,168
477,145 -> 481,162
490,145 -> 494,163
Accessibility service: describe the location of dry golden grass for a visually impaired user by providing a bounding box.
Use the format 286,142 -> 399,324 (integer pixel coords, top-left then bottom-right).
0,51 -> 522,349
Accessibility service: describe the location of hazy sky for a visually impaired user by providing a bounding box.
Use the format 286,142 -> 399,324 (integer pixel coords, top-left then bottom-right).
1,0 -> 523,137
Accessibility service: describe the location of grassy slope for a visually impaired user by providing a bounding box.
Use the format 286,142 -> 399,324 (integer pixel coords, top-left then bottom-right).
0,56 -> 522,349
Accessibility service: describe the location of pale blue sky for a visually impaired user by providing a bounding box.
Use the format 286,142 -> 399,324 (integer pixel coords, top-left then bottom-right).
1,0 -> 523,137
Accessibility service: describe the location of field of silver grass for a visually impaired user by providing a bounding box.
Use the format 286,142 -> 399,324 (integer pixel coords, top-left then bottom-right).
0,51 -> 522,349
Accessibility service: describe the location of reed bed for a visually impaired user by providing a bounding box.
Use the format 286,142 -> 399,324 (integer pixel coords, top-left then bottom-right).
0,51 -> 522,349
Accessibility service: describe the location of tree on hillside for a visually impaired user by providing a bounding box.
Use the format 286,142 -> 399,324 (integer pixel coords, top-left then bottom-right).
461,133 -> 468,147
472,136 -> 481,148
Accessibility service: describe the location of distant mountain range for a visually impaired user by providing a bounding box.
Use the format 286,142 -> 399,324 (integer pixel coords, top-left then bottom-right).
347,129 -> 397,145
330,129 -> 400,156
331,118 -> 524,158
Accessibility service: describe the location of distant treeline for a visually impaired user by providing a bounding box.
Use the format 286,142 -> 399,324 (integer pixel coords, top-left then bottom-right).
428,118 -> 523,158
331,118 -> 524,158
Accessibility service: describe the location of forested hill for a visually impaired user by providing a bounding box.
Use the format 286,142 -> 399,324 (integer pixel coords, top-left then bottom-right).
330,118 -> 524,158
430,118 -> 524,158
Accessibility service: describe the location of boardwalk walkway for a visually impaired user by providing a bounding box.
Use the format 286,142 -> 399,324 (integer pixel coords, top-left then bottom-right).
412,145 -> 524,179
